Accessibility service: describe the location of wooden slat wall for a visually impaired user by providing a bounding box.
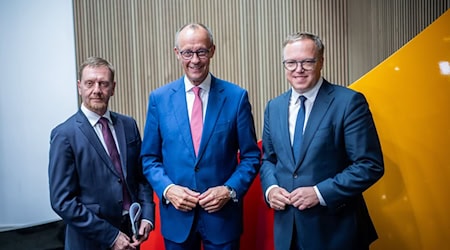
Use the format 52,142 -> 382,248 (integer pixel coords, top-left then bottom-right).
347,0 -> 450,82
73,0 -> 449,137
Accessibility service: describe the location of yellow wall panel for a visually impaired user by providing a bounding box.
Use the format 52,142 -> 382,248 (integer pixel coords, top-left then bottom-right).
350,10 -> 450,250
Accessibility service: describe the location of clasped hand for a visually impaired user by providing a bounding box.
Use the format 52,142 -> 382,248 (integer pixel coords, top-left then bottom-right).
166,185 -> 231,213
268,186 -> 319,211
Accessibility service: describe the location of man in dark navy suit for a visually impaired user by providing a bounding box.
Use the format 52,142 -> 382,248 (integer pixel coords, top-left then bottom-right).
49,57 -> 155,250
260,32 -> 384,250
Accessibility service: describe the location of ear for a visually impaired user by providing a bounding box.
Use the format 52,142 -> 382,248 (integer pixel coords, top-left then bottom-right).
209,45 -> 216,58
318,56 -> 324,70
174,47 -> 181,60
77,80 -> 82,95
111,81 -> 116,96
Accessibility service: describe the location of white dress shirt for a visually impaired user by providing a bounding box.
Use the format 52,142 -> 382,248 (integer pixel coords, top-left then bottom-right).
80,104 -> 119,156
163,73 -> 212,200
185,73 -> 211,121
266,77 -> 327,206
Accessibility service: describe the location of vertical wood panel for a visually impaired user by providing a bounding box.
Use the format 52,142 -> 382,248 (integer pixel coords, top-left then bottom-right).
73,0 -> 450,137
347,0 -> 449,82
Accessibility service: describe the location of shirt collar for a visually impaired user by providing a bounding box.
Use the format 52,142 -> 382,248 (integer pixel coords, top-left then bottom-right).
80,103 -> 112,126
184,73 -> 211,93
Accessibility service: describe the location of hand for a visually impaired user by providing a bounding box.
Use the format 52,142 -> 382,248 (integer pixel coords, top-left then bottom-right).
198,186 -> 230,213
289,186 -> 319,210
268,186 -> 291,210
111,231 -> 136,250
166,185 -> 200,212
131,220 -> 152,247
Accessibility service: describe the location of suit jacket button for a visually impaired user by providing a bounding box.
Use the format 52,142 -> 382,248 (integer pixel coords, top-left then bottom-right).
118,178 -> 122,183
194,167 -> 199,172
293,174 -> 298,178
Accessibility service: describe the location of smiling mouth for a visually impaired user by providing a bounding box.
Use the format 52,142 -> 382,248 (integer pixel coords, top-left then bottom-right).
189,63 -> 203,69
190,67 -> 202,72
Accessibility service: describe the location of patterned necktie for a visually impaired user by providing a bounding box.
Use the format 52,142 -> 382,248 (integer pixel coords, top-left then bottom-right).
98,117 -> 131,210
191,86 -> 203,156
292,96 -> 307,163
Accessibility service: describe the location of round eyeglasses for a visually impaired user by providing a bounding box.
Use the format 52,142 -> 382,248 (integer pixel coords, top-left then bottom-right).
283,59 -> 317,71
179,49 -> 211,60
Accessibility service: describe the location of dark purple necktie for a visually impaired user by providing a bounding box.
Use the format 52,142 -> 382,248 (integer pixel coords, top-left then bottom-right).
98,117 -> 131,210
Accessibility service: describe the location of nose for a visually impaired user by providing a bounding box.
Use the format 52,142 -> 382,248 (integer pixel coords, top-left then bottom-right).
190,53 -> 201,63
92,82 -> 102,92
295,64 -> 306,72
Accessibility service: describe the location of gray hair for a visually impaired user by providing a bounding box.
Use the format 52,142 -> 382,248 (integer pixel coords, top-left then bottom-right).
78,56 -> 115,81
283,32 -> 325,58
174,23 -> 214,49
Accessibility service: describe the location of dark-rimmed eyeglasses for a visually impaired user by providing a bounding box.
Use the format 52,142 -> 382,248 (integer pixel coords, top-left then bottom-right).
283,59 -> 317,71
179,49 -> 211,60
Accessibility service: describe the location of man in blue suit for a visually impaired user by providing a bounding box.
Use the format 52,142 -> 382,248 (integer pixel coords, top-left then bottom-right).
49,57 -> 155,250
260,32 -> 384,250
141,23 -> 261,250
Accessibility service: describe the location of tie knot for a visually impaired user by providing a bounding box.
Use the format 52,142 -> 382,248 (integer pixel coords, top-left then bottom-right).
193,86 -> 201,96
98,117 -> 109,127
299,95 -> 307,104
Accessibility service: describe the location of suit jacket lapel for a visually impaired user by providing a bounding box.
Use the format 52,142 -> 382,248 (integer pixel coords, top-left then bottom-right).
171,79 -> 196,157
295,81 -> 334,169
197,76 -> 225,160
278,90 -> 297,167
76,111 -> 120,176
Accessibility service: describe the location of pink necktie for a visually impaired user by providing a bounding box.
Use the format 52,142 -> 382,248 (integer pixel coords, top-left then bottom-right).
98,117 -> 131,210
191,86 -> 203,156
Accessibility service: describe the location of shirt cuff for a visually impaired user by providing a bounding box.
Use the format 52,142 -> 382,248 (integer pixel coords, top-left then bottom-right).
163,184 -> 175,204
313,185 -> 327,206
265,185 -> 278,202
110,231 -> 120,248
142,219 -> 154,231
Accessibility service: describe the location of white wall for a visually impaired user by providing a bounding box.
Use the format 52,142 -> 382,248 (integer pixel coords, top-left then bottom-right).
0,0 -> 77,231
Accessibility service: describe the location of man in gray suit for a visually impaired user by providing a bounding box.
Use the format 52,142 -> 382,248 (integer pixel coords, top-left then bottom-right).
49,57 -> 154,250
260,32 -> 384,250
